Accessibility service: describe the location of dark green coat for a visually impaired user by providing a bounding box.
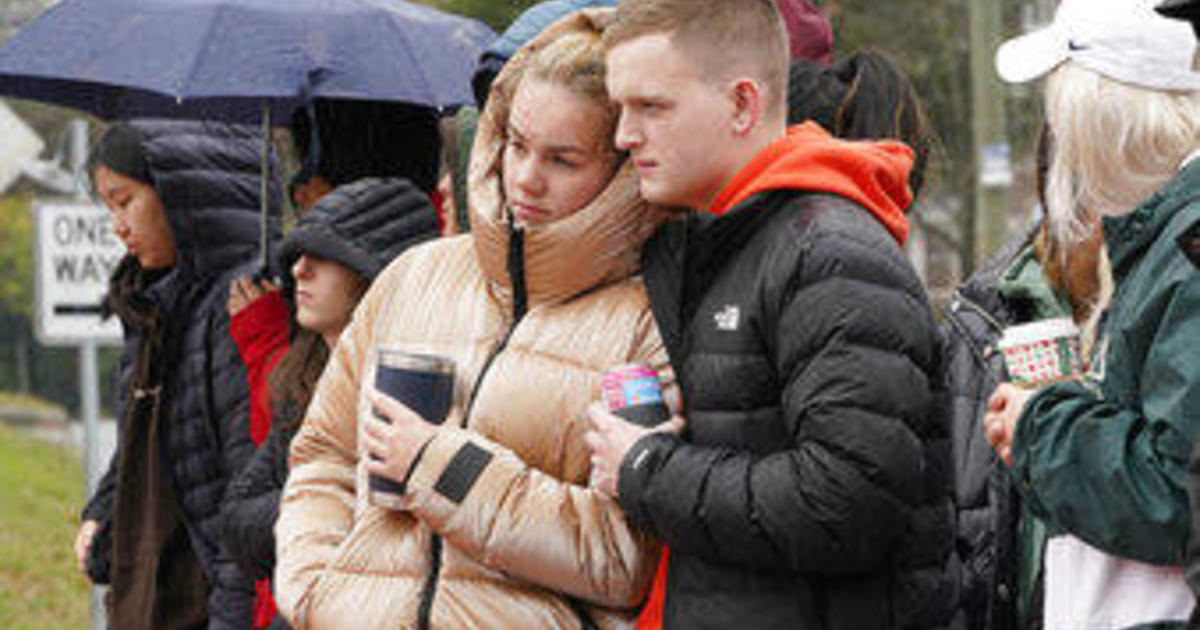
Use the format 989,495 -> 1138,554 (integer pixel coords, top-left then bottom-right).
1012,160 -> 1200,574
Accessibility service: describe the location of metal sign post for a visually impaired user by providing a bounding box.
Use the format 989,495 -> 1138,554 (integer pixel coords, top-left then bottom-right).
80,337 -> 104,630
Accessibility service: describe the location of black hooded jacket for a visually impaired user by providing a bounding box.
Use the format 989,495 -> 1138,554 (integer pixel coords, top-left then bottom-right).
942,229 -> 1040,630
81,119 -> 280,630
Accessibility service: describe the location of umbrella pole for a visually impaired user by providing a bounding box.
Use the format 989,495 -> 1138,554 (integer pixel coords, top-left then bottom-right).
259,101 -> 271,276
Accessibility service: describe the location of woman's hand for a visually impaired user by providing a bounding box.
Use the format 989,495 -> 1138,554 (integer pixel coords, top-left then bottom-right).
362,390 -> 438,485
984,383 -> 1037,466
227,276 -> 279,317
74,519 -> 100,577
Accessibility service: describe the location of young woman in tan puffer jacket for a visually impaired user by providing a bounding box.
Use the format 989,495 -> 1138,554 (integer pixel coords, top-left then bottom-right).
274,10 -> 673,630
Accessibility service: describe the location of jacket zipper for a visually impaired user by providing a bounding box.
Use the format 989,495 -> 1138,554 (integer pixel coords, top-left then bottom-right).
946,289 -> 1006,365
415,227 -> 529,630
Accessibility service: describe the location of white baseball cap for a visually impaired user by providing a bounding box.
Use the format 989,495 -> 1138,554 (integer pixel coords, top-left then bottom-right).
995,0 -> 1200,91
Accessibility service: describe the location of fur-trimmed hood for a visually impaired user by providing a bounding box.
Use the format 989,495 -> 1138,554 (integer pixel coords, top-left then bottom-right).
467,8 -> 667,311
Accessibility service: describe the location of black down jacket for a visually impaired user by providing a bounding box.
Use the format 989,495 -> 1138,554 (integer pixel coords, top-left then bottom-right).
623,192 -> 956,630
221,424 -> 294,583
222,424 -> 295,630
82,119 -> 280,630
941,229 -> 1041,630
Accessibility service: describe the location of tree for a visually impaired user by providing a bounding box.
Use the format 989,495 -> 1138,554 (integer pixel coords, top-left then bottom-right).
422,0 -> 542,32
0,194 -> 35,393
0,194 -> 33,320
830,0 -> 1044,297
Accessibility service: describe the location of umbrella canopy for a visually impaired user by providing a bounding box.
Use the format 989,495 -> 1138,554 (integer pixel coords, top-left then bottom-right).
0,0 -> 496,121
0,0 -> 494,272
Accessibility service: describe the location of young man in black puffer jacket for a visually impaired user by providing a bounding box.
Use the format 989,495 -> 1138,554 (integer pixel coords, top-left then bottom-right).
585,1 -> 955,628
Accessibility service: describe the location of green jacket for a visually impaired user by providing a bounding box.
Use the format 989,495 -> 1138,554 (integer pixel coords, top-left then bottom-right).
1012,160 -> 1200,569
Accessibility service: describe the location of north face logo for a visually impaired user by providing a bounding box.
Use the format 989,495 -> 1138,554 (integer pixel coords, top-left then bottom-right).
714,305 -> 740,331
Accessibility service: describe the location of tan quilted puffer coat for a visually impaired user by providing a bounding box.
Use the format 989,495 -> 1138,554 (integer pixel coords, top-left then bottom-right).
274,11 -> 669,630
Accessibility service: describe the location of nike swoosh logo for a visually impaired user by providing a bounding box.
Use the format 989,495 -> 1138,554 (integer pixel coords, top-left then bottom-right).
1068,40 -> 1089,51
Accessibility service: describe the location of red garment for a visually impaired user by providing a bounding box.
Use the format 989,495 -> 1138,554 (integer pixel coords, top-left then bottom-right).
429,189 -> 447,235
774,0 -> 834,64
707,122 -> 915,245
229,291 -> 290,629
229,290 -> 290,446
635,549 -> 669,630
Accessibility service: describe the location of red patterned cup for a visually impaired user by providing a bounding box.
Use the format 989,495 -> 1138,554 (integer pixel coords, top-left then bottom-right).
997,318 -> 1082,387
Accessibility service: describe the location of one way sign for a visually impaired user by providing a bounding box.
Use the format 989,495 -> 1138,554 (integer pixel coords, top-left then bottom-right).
34,200 -> 124,346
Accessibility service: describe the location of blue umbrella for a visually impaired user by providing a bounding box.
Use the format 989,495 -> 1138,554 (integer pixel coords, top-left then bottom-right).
0,0 -> 495,120
0,0 -> 495,269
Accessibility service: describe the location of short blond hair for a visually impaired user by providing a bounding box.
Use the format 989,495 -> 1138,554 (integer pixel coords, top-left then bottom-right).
604,0 -> 790,117
1044,63 -> 1200,244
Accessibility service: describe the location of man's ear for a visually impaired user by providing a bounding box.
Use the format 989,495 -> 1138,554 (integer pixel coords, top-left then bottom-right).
729,78 -> 764,136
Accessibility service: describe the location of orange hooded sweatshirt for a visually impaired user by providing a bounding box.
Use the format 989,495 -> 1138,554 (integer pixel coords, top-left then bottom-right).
635,122 -> 916,630
707,121 -> 915,244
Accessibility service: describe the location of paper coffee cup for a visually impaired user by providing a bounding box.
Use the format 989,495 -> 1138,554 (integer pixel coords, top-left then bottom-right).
997,317 -> 1082,386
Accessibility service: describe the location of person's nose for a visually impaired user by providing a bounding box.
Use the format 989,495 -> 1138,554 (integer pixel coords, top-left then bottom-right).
614,110 -> 642,152
111,214 -> 131,241
512,154 -> 545,198
292,254 -> 313,280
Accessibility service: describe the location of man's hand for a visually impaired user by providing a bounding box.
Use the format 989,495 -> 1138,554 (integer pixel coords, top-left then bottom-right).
74,519 -> 100,577
984,383 -> 1037,466
585,403 -> 684,497
362,390 -> 438,486
227,276 -> 279,317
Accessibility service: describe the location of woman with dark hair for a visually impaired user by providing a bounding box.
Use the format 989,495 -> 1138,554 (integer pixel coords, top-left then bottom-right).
73,120 -> 278,630
288,100 -> 441,213
221,177 -> 440,630
787,49 -> 934,197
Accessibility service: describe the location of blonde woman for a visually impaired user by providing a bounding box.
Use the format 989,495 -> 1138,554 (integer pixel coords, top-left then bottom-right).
984,0 -> 1200,628
273,10 -> 672,629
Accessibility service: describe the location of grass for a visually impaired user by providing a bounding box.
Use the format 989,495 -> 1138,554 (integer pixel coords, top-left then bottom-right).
0,423 -> 90,630
0,392 -> 65,415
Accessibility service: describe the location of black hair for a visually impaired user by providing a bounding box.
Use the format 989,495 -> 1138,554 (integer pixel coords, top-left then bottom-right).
290,99 -> 442,194
87,123 -> 151,187
787,50 -> 934,197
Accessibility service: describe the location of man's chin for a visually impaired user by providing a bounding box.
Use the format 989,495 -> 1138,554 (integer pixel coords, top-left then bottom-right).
639,182 -> 682,208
